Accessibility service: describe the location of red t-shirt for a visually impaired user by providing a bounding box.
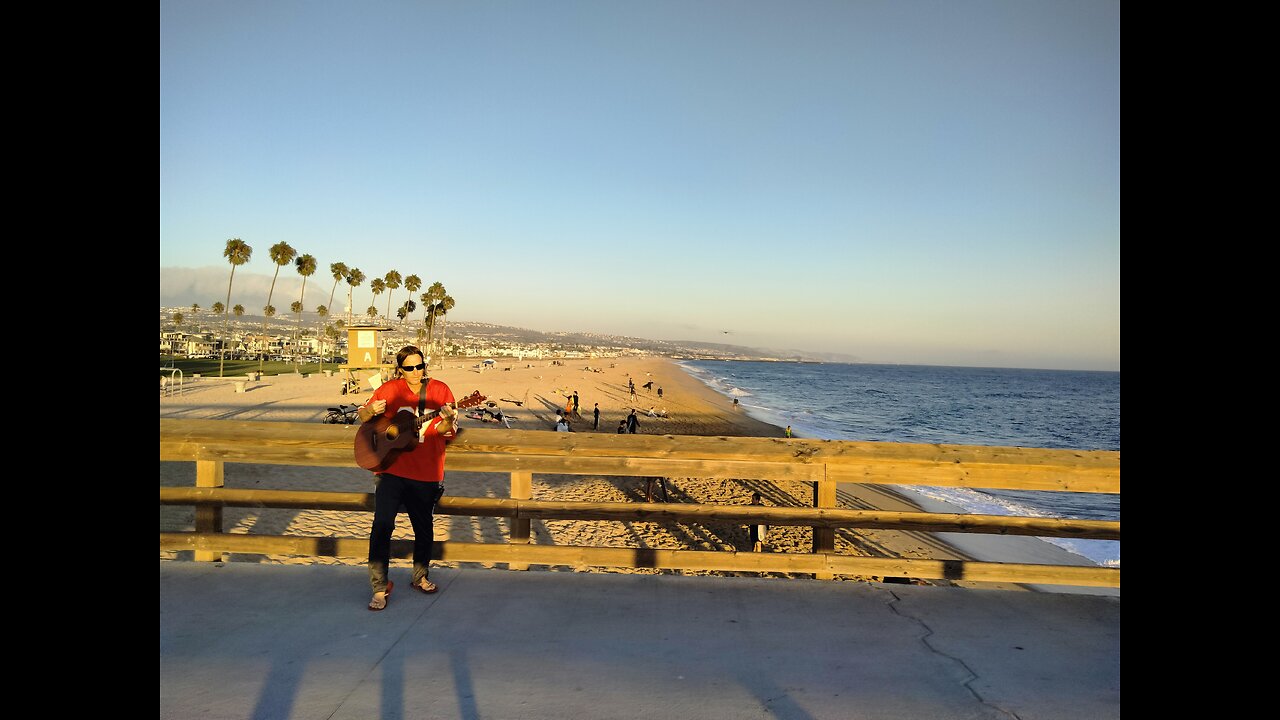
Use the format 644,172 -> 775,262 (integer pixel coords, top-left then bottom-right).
362,377 -> 456,482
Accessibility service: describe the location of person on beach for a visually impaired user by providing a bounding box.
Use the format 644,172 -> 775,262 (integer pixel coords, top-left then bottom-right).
785,425 -> 792,438
749,492 -> 768,552
358,345 -> 457,611
657,386 -> 663,400
593,402 -> 600,430
627,409 -> 640,434
617,420 -> 627,434
555,417 -> 570,432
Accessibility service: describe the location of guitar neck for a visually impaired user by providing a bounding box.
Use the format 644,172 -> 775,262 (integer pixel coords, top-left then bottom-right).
410,393 -> 481,428
415,405 -> 450,428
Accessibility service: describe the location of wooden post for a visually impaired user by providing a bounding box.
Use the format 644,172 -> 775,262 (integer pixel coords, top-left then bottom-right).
812,470 -> 836,580
194,460 -> 224,562
509,471 -> 532,570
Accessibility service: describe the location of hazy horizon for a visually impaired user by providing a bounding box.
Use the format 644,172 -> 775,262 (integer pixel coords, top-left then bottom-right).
159,265 -> 1116,372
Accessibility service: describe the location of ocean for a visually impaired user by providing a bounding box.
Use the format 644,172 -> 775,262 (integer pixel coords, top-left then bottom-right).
678,360 -> 1120,568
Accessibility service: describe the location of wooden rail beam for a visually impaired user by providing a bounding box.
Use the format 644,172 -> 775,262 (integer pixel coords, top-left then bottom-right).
160,420 -> 1120,493
159,488 -> 1122,540
160,533 -> 1120,588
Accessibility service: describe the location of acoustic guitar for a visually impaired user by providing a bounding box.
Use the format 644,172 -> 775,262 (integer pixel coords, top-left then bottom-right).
353,391 -> 486,471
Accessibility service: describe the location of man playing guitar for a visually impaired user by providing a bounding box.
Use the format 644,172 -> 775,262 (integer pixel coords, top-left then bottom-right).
358,345 -> 457,611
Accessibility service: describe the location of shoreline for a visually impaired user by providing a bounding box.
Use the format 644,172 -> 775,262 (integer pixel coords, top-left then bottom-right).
161,355 -> 1098,591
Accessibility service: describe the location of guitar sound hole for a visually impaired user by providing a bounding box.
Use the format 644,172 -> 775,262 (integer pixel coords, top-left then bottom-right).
386,425 -> 399,441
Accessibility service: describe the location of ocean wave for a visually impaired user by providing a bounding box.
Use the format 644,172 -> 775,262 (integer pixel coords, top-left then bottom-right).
675,358 -> 1120,567
910,486 -> 1052,519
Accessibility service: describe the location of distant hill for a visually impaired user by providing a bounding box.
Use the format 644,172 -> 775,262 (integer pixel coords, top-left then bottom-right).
159,309 -> 860,364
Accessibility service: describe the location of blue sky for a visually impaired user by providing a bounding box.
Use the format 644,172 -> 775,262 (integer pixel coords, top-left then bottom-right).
160,1 -> 1120,371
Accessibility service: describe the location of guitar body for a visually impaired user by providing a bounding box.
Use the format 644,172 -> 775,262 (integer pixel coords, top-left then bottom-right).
354,412 -> 420,471
353,391 -> 487,471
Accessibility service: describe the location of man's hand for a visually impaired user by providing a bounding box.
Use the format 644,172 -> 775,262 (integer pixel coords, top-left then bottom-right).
436,404 -> 458,435
359,399 -> 387,422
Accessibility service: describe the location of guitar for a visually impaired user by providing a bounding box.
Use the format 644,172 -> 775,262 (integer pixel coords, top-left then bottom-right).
353,391 -> 486,471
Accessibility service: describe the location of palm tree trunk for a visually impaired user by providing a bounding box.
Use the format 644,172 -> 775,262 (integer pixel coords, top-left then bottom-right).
260,268 -> 281,372
294,276 -> 308,371
219,266 -> 236,378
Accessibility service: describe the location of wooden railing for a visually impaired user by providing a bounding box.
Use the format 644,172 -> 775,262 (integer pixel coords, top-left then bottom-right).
160,419 -> 1120,588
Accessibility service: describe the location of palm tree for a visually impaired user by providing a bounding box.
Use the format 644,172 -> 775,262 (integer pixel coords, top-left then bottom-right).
367,305 -> 378,320
290,301 -> 303,361
420,291 -> 434,346
315,304 -> 329,370
402,274 -> 422,327
172,311 -> 185,329
259,241 -> 297,371
370,278 -> 386,320
212,301 -> 225,316
345,268 -> 365,326
437,294 -> 455,353
325,324 -> 339,362
422,282 -> 445,349
325,262 -> 348,326
383,270 -> 401,322
219,239 -> 252,377
293,254 -> 317,368
190,303 -> 200,330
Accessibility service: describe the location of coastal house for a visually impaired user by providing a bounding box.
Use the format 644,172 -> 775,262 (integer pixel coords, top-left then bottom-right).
160,332 -> 217,358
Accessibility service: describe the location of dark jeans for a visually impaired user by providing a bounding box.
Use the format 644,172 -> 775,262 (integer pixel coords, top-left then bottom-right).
368,474 -> 443,593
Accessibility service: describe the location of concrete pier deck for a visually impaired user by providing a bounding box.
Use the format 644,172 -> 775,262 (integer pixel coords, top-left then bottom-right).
160,562 -> 1119,719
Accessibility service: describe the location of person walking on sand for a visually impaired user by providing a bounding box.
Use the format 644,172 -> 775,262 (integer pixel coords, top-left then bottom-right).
358,345 -> 457,611
786,425 -> 792,438
627,408 -> 640,434
593,402 -> 600,430
617,420 -> 627,434
749,492 -> 768,552
657,386 -> 663,400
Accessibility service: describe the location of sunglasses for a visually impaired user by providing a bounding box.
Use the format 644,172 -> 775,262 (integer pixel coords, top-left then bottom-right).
401,363 -> 426,372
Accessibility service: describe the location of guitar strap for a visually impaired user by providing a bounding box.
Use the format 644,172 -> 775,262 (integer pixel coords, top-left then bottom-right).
417,380 -> 428,417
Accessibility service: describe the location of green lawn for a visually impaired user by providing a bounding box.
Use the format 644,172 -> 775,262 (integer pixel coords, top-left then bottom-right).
159,357 -> 340,377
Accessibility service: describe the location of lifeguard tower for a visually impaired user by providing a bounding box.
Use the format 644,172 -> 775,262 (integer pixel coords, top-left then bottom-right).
339,325 -> 393,394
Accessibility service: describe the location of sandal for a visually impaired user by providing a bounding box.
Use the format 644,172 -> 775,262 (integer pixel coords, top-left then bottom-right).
412,577 -> 439,595
368,580 -> 394,611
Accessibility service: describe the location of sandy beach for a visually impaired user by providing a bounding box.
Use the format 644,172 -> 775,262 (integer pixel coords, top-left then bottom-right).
161,355 -> 1034,587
